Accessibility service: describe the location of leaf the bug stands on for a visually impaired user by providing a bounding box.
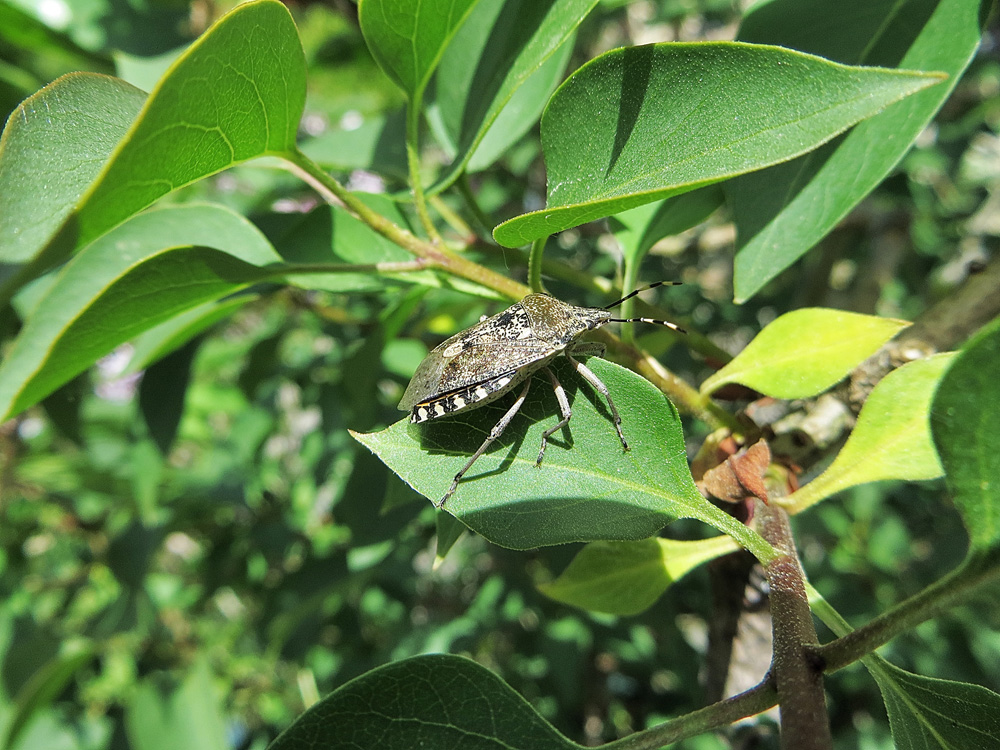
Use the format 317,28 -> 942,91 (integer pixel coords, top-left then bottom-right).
395,290 -> 684,508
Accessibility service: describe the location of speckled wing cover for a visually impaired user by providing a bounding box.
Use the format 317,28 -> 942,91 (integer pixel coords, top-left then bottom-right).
398,301 -> 560,419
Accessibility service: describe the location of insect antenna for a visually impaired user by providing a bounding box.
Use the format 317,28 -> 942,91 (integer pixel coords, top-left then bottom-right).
603,281 -> 681,310
604,281 -> 686,334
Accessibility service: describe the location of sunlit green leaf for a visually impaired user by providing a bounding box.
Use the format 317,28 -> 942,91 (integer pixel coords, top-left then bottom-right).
354,358 -> 770,557
126,661 -> 228,750
268,654 -> 578,750
0,204 -> 279,421
868,656 -> 1000,750
427,0 -> 596,187
0,73 -> 146,300
701,308 -> 909,398
3,642 -> 95,750
729,0 -> 986,302
539,536 -> 739,615
358,0 -> 479,102
932,317 -> 1000,552
493,42 -> 941,247
76,0 -> 305,248
784,354 -> 952,513
0,0 -> 306,304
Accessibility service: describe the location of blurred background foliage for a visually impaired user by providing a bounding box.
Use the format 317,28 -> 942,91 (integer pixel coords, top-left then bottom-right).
0,0 -> 998,749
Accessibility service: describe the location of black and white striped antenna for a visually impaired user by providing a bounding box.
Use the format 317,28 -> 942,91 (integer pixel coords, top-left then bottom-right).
604,281 -> 686,334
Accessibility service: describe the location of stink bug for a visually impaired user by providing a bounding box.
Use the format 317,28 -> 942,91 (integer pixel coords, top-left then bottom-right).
398,283 -> 685,507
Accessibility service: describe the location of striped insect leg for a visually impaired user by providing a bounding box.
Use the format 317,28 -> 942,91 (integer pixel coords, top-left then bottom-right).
437,378 -> 532,508
536,366 -> 572,467
565,353 -> 629,451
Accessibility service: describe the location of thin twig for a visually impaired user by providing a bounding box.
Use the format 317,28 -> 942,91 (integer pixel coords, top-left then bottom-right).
814,550 -> 1000,673
600,679 -> 778,750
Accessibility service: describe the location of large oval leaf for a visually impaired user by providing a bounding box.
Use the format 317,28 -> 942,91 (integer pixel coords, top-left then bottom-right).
701,308 -> 910,399
0,0 -> 306,305
427,0 -> 596,187
358,0 -> 479,102
729,0 -> 987,303
0,74 -> 145,264
783,354 -> 952,513
354,357 -> 770,556
539,535 -> 739,616
492,42 -> 942,247
0,205 -> 280,421
268,654 -> 579,750
931,316 -> 1000,553
74,0 -> 305,249
0,74 -> 146,301
870,656 -> 1000,750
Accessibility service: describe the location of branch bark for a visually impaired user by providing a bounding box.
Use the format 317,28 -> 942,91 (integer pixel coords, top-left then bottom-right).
757,502 -> 832,750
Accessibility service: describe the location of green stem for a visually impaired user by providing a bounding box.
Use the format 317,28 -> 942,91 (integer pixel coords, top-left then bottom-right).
689,498 -> 777,565
406,107 -> 443,244
619,252 -> 641,345
609,338 -> 742,434
601,680 -> 777,750
528,237 -> 547,293
284,148 -> 530,301
813,550 -> 1000,672
429,194 -> 475,243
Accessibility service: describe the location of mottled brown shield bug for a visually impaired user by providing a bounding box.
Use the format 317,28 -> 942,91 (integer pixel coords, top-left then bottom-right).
398,283 -> 685,508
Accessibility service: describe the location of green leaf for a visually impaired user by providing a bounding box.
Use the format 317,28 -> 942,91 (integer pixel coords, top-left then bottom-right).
728,0 -> 985,302
358,0 -> 480,103
354,358 -> 771,556
0,74 -> 146,295
784,354 -> 952,513
126,661 -> 228,750
932,317 -> 1000,552
611,187 -> 723,341
465,40 -> 572,174
298,110 -> 408,178
124,296 -> 254,375
808,584 -> 1000,750
868,655 -> 1000,750
612,186 -> 724,269
2,642 -> 95,750
427,0 -> 596,188
700,308 -> 909,398
268,653 -> 579,750
492,42 -> 942,247
539,535 -> 739,615
0,204 -> 279,421
0,0 -> 306,302
77,0 -> 304,246
277,195 -> 432,293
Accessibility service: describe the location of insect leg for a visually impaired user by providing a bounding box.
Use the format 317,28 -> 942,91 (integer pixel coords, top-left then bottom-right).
568,341 -> 605,358
537,366 -> 571,467
565,353 -> 629,452
437,378 -> 532,508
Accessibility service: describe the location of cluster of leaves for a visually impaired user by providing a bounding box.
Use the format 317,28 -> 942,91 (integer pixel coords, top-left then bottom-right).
1,0 -> 999,748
